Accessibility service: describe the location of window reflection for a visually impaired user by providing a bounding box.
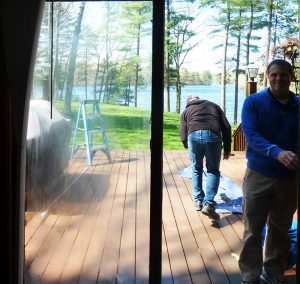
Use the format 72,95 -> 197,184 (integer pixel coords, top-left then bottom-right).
25,2 -> 152,281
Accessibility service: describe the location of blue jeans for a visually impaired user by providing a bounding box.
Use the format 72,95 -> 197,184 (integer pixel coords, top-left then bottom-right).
188,130 -> 222,207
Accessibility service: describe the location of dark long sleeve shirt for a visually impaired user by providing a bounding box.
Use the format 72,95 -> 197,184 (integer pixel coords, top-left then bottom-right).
179,99 -> 232,152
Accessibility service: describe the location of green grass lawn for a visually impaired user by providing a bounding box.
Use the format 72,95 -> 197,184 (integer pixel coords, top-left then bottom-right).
55,101 -> 236,150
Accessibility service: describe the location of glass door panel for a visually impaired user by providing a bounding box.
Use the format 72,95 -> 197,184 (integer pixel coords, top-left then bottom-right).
25,2 -> 152,282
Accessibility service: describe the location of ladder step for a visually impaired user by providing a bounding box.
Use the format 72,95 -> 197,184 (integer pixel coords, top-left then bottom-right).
79,115 -> 101,121
83,99 -> 98,104
86,115 -> 101,119
90,146 -> 108,151
88,129 -> 102,134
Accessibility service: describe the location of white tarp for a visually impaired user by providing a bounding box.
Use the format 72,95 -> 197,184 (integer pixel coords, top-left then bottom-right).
177,165 -> 243,213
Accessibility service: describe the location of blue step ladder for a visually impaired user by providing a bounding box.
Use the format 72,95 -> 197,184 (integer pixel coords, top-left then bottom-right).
71,100 -> 111,165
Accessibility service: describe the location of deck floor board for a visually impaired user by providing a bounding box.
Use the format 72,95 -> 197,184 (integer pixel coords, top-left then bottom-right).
24,150 -> 296,284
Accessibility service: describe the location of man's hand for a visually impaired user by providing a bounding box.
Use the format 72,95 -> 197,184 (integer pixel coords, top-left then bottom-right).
277,150 -> 298,170
223,152 -> 233,160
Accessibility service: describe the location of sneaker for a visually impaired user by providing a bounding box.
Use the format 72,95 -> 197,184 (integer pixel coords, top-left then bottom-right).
260,271 -> 287,284
201,203 -> 220,220
194,200 -> 202,211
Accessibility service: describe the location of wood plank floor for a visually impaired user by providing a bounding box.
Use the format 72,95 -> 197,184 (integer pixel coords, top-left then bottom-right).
24,150 -> 296,284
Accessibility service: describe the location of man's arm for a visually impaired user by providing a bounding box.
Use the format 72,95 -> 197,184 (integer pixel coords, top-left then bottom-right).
179,112 -> 188,148
219,109 -> 232,153
241,96 -> 282,159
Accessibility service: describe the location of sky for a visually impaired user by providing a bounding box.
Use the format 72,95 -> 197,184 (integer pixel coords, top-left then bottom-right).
182,39 -> 223,73
82,2 -> 266,74
179,6 -> 224,73
83,3 -> 222,72
180,5 -> 266,74
182,36 -> 263,74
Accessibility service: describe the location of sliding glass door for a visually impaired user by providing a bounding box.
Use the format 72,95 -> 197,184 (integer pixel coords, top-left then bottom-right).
24,1 -> 164,283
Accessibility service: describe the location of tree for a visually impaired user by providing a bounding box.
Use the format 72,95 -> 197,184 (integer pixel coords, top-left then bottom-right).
168,0 -> 199,113
165,0 -> 172,112
261,0 -> 274,86
101,2 -> 121,103
120,2 -> 152,107
243,0 -> 263,79
200,0 -> 234,114
230,1 -> 245,124
52,2 -> 73,101
63,3 -> 85,117
200,70 -> 213,85
272,37 -> 300,94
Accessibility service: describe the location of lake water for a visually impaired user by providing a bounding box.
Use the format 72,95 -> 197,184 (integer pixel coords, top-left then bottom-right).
136,84 -> 246,124
34,84 -> 246,125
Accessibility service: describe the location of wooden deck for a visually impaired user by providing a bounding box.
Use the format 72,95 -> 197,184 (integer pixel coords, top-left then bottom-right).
24,150 -> 296,284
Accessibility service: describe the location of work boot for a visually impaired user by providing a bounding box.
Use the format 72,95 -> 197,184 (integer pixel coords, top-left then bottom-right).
260,271 -> 287,284
201,203 -> 220,220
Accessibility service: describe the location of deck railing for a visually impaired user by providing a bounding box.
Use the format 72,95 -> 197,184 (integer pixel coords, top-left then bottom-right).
233,123 -> 247,151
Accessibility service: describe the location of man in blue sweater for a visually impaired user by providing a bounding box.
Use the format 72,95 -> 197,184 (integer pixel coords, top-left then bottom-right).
239,59 -> 299,284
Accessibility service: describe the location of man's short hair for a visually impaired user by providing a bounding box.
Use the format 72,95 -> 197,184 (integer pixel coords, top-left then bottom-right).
186,95 -> 199,105
266,59 -> 294,75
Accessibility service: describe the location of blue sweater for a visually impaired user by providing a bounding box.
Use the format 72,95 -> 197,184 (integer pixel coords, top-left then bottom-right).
242,87 -> 299,178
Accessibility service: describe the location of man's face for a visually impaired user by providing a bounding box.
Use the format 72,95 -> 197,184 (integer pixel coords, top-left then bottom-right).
267,64 -> 293,98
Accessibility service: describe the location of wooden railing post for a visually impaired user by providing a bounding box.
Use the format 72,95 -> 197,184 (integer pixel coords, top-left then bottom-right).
246,81 -> 257,96
234,79 -> 258,151
233,124 -> 247,151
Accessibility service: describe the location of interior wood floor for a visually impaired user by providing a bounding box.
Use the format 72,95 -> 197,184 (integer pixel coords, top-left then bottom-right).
24,149 -> 296,284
